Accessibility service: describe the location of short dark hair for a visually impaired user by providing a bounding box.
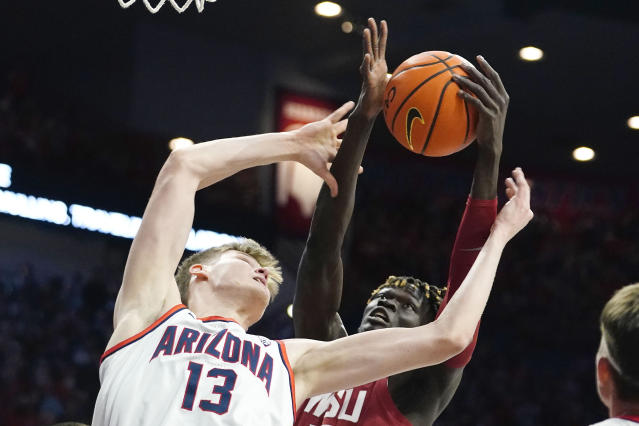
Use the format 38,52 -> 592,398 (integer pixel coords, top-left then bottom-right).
600,283 -> 639,401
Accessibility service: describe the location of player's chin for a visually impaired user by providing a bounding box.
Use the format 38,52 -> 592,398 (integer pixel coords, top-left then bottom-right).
357,319 -> 389,333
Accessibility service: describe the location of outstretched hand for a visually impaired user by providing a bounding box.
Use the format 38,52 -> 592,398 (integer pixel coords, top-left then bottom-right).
359,18 -> 389,118
492,168 -> 534,242
453,56 -> 509,154
293,101 -> 355,197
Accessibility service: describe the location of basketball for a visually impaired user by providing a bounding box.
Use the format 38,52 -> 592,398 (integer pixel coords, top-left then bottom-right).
383,51 -> 478,157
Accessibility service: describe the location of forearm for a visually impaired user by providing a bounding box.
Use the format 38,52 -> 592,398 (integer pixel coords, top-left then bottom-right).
294,107 -> 377,337
439,197 -> 497,313
470,146 -> 501,200
434,230 -> 507,344
176,132 -> 299,190
306,107 -> 375,251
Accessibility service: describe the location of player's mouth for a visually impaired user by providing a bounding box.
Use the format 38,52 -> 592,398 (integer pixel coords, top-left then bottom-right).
367,307 -> 390,324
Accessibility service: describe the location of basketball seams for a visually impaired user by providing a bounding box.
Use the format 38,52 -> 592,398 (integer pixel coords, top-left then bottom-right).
420,79 -> 456,155
384,50 -> 477,156
389,64 -> 462,133
463,98 -> 471,146
391,55 -> 453,80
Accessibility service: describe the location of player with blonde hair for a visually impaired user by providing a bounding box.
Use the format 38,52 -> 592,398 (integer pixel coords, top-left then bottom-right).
593,283 -> 639,425
91,70 -> 532,425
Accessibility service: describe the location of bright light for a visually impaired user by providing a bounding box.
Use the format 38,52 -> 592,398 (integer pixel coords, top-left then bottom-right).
627,116 -> 639,130
0,190 -> 70,225
0,180 -> 240,250
0,163 -> 12,188
286,304 -> 293,318
386,73 -> 393,79
519,46 -> 544,62
314,1 -> 342,17
341,21 -> 353,33
573,146 -> 595,162
169,137 -> 194,151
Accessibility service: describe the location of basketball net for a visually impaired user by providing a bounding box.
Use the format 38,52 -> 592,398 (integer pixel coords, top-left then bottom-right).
117,0 -> 217,13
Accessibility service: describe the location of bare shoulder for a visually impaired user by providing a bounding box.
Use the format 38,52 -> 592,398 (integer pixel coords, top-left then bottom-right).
106,290 -> 182,352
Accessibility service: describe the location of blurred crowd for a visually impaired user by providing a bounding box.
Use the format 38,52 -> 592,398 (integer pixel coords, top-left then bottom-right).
343,164 -> 639,425
2,176 -> 637,425
2,67 -> 639,425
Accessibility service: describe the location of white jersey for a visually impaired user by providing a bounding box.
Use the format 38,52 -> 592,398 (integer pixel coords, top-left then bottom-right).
591,418 -> 639,425
92,305 -> 296,426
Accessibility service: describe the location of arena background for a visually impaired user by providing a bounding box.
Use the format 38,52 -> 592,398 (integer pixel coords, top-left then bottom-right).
1,0 -> 638,424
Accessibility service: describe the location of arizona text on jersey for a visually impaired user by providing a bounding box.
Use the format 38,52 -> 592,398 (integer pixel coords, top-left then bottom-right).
92,305 -> 295,426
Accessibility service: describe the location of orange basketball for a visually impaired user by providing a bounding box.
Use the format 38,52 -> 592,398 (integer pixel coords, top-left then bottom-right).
383,51 -> 478,157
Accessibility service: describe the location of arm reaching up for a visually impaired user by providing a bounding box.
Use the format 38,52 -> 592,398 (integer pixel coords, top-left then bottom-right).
286,168 -> 534,405
106,101 -> 354,351
294,18 -> 388,340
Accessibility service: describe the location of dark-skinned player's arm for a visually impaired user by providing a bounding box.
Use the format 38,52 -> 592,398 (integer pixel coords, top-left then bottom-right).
436,56 -> 510,368
105,101 -> 354,352
293,18 -> 388,341
385,57 -> 509,419
285,169 -> 532,408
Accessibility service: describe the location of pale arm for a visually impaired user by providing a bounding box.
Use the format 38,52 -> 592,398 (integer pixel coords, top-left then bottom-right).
107,103 -> 353,350
286,168 -> 533,406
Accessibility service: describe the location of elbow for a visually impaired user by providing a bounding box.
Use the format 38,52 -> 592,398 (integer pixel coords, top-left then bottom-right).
445,331 -> 472,356
159,148 -> 199,183
434,322 -> 473,358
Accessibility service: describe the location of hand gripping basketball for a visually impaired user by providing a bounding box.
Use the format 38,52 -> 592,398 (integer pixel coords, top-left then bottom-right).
452,56 -> 509,155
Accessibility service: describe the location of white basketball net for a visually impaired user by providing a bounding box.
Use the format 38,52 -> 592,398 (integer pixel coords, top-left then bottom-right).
118,0 -> 217,13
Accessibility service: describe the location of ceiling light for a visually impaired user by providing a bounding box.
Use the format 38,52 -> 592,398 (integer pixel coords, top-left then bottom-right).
169,137 -> 194,151
286,304 -> 293,318
627,116 -> 639,130
0,163 -> 12,188
341,21 -> 353,33
519,46 -> 544,62
572,146 -> 595,162
315,1 -> 342,18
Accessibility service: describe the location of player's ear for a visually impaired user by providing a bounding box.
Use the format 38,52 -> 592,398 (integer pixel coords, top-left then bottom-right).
596,357 -> 614,406
189,264 -> 209,280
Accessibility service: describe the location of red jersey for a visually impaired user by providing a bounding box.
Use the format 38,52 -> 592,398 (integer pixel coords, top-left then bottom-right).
295,379 -> 411,426
295,197 -> 497,425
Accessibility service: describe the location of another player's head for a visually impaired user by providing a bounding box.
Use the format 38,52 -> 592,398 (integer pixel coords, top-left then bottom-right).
596,283 -> 639,412
175,238 -> 282,322
358,275 -> 446,333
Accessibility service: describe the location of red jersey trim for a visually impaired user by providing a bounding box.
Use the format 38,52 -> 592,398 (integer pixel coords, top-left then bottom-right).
467,196 -> 498,207
198,315 -> 240,325
378,378 -> 413,424
100,304 -> 187,364
618,416 -> 639,422
277,340 -> 297,420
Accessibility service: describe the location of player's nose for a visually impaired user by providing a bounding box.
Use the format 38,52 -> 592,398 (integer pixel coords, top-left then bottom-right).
378,297 -> 396,312
256,267 -> 269,281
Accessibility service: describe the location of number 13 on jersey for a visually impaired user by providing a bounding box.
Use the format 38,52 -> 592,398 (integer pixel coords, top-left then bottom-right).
182,362 -> 237,414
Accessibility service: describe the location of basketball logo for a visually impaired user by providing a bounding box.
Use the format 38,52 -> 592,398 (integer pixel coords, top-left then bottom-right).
383,51 -> 478,157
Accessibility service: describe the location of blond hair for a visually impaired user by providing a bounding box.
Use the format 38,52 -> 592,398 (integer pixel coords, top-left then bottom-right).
175,238 -> 282,305
600,282 -> 639,399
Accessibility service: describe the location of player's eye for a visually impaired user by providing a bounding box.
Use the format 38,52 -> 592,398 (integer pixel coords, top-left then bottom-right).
403,303 -> 416,311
